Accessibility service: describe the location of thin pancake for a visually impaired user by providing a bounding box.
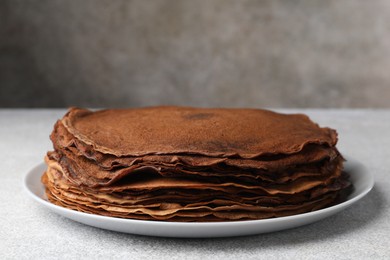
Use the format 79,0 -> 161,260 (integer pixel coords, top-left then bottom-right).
61,107 -> 337,158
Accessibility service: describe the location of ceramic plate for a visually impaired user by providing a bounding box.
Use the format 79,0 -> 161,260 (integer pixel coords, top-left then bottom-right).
24,157 -> 373,238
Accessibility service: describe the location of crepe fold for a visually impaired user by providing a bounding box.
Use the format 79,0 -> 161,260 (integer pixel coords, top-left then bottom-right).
42,107 -> 351,222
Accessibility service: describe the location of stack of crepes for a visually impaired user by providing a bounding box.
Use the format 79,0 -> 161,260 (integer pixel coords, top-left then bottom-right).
42,107 -> 351,222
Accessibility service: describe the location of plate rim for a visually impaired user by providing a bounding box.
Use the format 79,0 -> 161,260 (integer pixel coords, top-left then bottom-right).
23,157 -> 374,236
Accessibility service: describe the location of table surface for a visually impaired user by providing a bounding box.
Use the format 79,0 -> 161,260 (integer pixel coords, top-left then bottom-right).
1,109 -> 389,259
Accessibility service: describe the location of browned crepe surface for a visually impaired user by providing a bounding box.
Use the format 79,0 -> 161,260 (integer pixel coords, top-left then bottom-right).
42,107 -> 351,222
62,107 -> 337,158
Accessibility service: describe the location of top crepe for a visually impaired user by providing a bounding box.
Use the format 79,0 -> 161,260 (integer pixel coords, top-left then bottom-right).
62,107 -> 337,158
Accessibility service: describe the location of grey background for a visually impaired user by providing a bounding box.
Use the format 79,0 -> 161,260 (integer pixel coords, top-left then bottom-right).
1,0 -> 390,108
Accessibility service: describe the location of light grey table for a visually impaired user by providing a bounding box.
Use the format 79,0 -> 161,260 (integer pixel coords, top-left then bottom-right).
0,109 -> 389,259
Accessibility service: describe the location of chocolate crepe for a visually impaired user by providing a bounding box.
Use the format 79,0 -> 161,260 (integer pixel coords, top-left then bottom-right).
42,107 -> 351,221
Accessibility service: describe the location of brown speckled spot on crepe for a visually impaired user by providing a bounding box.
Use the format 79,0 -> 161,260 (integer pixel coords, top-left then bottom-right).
42,107 -> 351,221
182,112 -> 214,120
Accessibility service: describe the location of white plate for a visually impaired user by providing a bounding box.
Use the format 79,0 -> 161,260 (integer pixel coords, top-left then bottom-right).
24,158 -> 374,238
